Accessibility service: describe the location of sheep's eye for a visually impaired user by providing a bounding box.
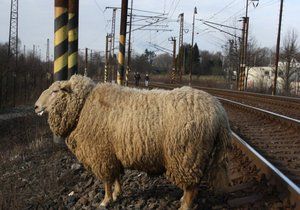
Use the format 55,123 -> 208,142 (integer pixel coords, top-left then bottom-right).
52,90 -> 59,93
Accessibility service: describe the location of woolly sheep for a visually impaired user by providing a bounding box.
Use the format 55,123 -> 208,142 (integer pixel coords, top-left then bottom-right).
35,75 -> 231,210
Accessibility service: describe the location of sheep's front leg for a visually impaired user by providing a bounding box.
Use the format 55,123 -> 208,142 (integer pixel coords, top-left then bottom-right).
113,178 -> 122,201
100,182 -> 113,207
179,186 -> 198,210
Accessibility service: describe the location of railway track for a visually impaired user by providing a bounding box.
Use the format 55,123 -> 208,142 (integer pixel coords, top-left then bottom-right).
153,82 -> 300,120
198,86 -> 300,120
148,82 -> 300,208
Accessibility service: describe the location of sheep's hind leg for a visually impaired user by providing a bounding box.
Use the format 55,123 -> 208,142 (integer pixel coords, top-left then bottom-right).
100,182 -> 113,207
179,186 -> 198,210
112,178 -> 122,201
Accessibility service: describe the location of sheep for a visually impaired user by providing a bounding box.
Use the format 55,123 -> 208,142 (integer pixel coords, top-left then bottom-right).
35,75 -> 231,210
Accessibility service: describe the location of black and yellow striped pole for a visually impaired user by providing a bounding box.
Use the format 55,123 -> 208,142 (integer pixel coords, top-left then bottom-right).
68,0 -> 79,78
239,65 -> 245,91
117,0 -> 128,85
54,0 -> 68,81
104,34 -> 109,82
53,0 -> 68,146
238,17 -> 248,91
168,37 -> 176,84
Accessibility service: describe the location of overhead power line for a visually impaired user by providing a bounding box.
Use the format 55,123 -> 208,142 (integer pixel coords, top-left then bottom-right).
148,42 -> 172,54
105,6 -> 165,15
208,0 -> 238,20
130,14 -> 166,18
131,15 -> 166,23
132,24 -> 168,27
136,28 -> 172,31
169,0 -> 181,18
198,19 -> 242,31
131,17 -> 168,32
202,22 -> 241,39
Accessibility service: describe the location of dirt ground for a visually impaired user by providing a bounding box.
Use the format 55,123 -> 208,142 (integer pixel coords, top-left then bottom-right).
0,125 -> 220,209
0,139 -> 221,210
0,108 -> 286,210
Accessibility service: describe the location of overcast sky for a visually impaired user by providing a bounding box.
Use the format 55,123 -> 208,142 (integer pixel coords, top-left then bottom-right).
0,0 -> 299,60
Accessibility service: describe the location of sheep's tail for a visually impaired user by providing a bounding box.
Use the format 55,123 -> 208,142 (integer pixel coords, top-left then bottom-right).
207,125 -> 231,192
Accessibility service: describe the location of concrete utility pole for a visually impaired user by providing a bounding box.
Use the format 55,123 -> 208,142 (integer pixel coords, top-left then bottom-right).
125,0 -> 133,86
54,0 -> 68,81
178,13 -> 184,83
189,7 -> 197,86
272,0 -> 284,95
169,37 -> 177,83
239,0 -> 259,91
117,0 -> 129,85
68,0 -> 79,78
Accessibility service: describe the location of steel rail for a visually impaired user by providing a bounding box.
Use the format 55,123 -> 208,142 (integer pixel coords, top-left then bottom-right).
192,85 -> 300,103
152,82 -> 300,103
218,96 -> 300,125
231,131 -> 300,207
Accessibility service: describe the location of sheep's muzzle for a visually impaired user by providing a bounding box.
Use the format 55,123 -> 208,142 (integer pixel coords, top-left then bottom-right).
34,104 -> 46,116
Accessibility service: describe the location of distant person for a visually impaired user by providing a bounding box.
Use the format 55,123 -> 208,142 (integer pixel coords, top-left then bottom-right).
145,74 -> 150,87
134,72 -> 141,86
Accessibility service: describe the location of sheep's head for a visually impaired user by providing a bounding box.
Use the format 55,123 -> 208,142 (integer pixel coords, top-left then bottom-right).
35,75 -> 95,137
35,81 -> 70,116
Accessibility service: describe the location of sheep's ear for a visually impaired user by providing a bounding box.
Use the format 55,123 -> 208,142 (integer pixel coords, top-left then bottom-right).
60,83 -> 72,93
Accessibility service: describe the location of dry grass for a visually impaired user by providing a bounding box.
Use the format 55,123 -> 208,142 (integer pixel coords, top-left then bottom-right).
150,74 -> 229,88
0,126 -> 64,210
0,128 -> 52,165
0,109 -> 52,208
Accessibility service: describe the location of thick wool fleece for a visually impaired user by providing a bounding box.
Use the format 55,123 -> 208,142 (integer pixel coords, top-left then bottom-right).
48,75 -> 95,137
48,77 -> 231,189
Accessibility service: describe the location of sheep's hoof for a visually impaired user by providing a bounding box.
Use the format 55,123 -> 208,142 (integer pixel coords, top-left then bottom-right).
112,191 -> 121,201
100,199 -> 111,207
178,204 -> 190,210
180,196 -> 184,202
112,191 -> 122,201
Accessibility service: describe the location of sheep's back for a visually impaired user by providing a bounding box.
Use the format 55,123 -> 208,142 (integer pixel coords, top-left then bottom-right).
76,84 -> 228,176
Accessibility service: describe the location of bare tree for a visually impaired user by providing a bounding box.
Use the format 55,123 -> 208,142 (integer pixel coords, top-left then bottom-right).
152,53 -> 172,73
223,38 -> 240,87
281,29 -> 299,94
